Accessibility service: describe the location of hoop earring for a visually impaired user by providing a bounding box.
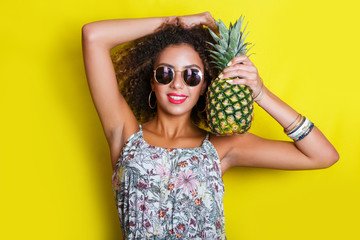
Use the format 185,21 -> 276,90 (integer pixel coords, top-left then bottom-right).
148,91 -> 157,109
196,95 -> 206,113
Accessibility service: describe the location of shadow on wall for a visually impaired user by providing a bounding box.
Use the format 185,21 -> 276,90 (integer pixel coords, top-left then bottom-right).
50,22 -> 123,239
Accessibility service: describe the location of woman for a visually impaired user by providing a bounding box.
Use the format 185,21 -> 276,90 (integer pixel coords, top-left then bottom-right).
82,12 -> 338,239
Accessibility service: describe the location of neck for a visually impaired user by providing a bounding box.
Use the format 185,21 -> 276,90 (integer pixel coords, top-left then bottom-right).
147,111 -> 198,139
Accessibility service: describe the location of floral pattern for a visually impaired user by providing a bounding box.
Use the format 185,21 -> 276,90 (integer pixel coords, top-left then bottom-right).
112,125 -> 226,239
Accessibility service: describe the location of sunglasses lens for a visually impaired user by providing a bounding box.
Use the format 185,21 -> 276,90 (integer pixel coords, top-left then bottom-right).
155,66 -> 173,84
183,68 -> 202,86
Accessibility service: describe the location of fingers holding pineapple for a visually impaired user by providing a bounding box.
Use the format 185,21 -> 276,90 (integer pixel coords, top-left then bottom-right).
228,54 -> 255,66
219,55 -> 264,100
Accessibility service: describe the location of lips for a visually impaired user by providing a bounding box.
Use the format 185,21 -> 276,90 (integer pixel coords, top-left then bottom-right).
167,93 -> 188,104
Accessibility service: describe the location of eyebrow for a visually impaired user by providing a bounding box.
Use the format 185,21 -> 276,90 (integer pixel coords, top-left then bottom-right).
157,63 -> 202,69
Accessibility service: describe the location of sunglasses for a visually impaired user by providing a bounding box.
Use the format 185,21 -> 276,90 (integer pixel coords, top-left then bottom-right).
153,66 -> 203,87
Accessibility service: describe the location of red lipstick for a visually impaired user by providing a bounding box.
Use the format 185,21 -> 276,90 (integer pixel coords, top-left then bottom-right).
167,93 -> 188,104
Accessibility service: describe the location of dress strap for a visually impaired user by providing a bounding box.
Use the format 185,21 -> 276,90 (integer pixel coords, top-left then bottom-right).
205,132 -> 210,141
138,125 -> 144,137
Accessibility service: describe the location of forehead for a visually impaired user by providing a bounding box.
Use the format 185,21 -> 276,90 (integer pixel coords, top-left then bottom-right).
155,44 -> 204,69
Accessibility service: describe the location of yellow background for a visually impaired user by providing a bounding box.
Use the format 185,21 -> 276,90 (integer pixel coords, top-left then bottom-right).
1,0 -> 359,239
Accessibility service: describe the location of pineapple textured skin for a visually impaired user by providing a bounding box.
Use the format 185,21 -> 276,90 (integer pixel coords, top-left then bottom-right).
206,78 -> 253,135
206,16 -> 254,135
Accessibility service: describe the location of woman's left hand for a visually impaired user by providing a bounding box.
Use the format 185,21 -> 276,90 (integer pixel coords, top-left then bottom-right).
220,55 -> 263,98
178,12 -> 217,33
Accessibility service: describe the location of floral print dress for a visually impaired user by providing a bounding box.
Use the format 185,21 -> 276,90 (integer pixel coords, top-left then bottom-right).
112,125 -> 226,239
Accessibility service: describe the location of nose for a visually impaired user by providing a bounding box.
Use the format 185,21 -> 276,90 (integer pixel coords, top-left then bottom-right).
169,70 -> 185,89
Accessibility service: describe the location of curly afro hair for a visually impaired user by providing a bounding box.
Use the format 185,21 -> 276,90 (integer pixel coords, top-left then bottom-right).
111,23 -> 219,125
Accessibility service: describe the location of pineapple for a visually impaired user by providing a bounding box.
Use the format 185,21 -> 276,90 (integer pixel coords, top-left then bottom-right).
206,16 -> 254,135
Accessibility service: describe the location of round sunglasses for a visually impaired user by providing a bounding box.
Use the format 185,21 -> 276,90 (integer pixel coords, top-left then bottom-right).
153,66 -> 203,87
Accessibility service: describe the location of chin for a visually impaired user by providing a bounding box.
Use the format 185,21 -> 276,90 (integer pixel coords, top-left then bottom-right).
160,105 -> 194,116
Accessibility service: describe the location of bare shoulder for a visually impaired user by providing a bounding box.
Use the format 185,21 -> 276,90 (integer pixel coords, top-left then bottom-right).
209,132 -> 259,159
209,132 -> 273,174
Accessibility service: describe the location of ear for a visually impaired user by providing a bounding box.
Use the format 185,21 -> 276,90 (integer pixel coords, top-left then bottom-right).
150,78 -> 155,91
200,81 -> 207,95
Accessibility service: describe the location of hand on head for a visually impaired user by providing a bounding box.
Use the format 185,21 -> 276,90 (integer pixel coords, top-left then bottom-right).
178,12 -> 217,33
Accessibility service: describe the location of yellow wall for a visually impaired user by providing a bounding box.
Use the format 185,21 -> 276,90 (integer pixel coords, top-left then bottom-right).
1,0 -> 359,239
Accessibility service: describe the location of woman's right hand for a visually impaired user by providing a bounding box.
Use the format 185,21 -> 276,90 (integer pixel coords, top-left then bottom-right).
178,12 -> 217,32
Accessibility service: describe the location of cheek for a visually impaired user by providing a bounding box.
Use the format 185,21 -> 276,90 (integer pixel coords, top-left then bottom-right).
189,88 -> 203,102
153,85 -> 168,99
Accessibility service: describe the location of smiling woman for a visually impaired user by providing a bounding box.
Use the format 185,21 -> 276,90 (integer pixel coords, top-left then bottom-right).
151,44 -> 207,120
82,12 -> 339,239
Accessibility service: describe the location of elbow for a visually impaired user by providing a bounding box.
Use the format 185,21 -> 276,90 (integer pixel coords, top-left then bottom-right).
317,149 -> 340,169
82,23 -> 98,44
328,150 -> 340,167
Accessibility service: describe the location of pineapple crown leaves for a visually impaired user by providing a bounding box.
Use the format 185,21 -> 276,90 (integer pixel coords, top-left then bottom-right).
207,16 -> 253,71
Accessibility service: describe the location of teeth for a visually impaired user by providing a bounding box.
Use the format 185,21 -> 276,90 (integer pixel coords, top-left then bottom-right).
169,95 -> 186,100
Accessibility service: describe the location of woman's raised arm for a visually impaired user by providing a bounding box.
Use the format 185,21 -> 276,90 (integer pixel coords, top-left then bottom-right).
82,16 -> 177,166
213,55 -> 339,173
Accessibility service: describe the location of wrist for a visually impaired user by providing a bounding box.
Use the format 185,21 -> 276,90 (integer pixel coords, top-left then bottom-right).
254,85 -> 268,104
253,80 -> 264,102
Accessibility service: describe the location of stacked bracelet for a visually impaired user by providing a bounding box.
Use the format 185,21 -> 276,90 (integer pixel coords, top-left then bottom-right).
284,114 -> 301,132
284,115 -> 314,142
284,115 -> 305,134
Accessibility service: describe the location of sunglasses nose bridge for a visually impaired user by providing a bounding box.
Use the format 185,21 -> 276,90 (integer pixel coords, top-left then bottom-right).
170,70 -> 186,88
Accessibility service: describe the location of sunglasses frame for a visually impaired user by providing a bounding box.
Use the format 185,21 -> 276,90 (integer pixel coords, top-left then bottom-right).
153,66 -> 203,87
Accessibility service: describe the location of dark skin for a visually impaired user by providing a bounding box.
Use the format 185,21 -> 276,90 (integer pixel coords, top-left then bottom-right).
82,12 -> 339,176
